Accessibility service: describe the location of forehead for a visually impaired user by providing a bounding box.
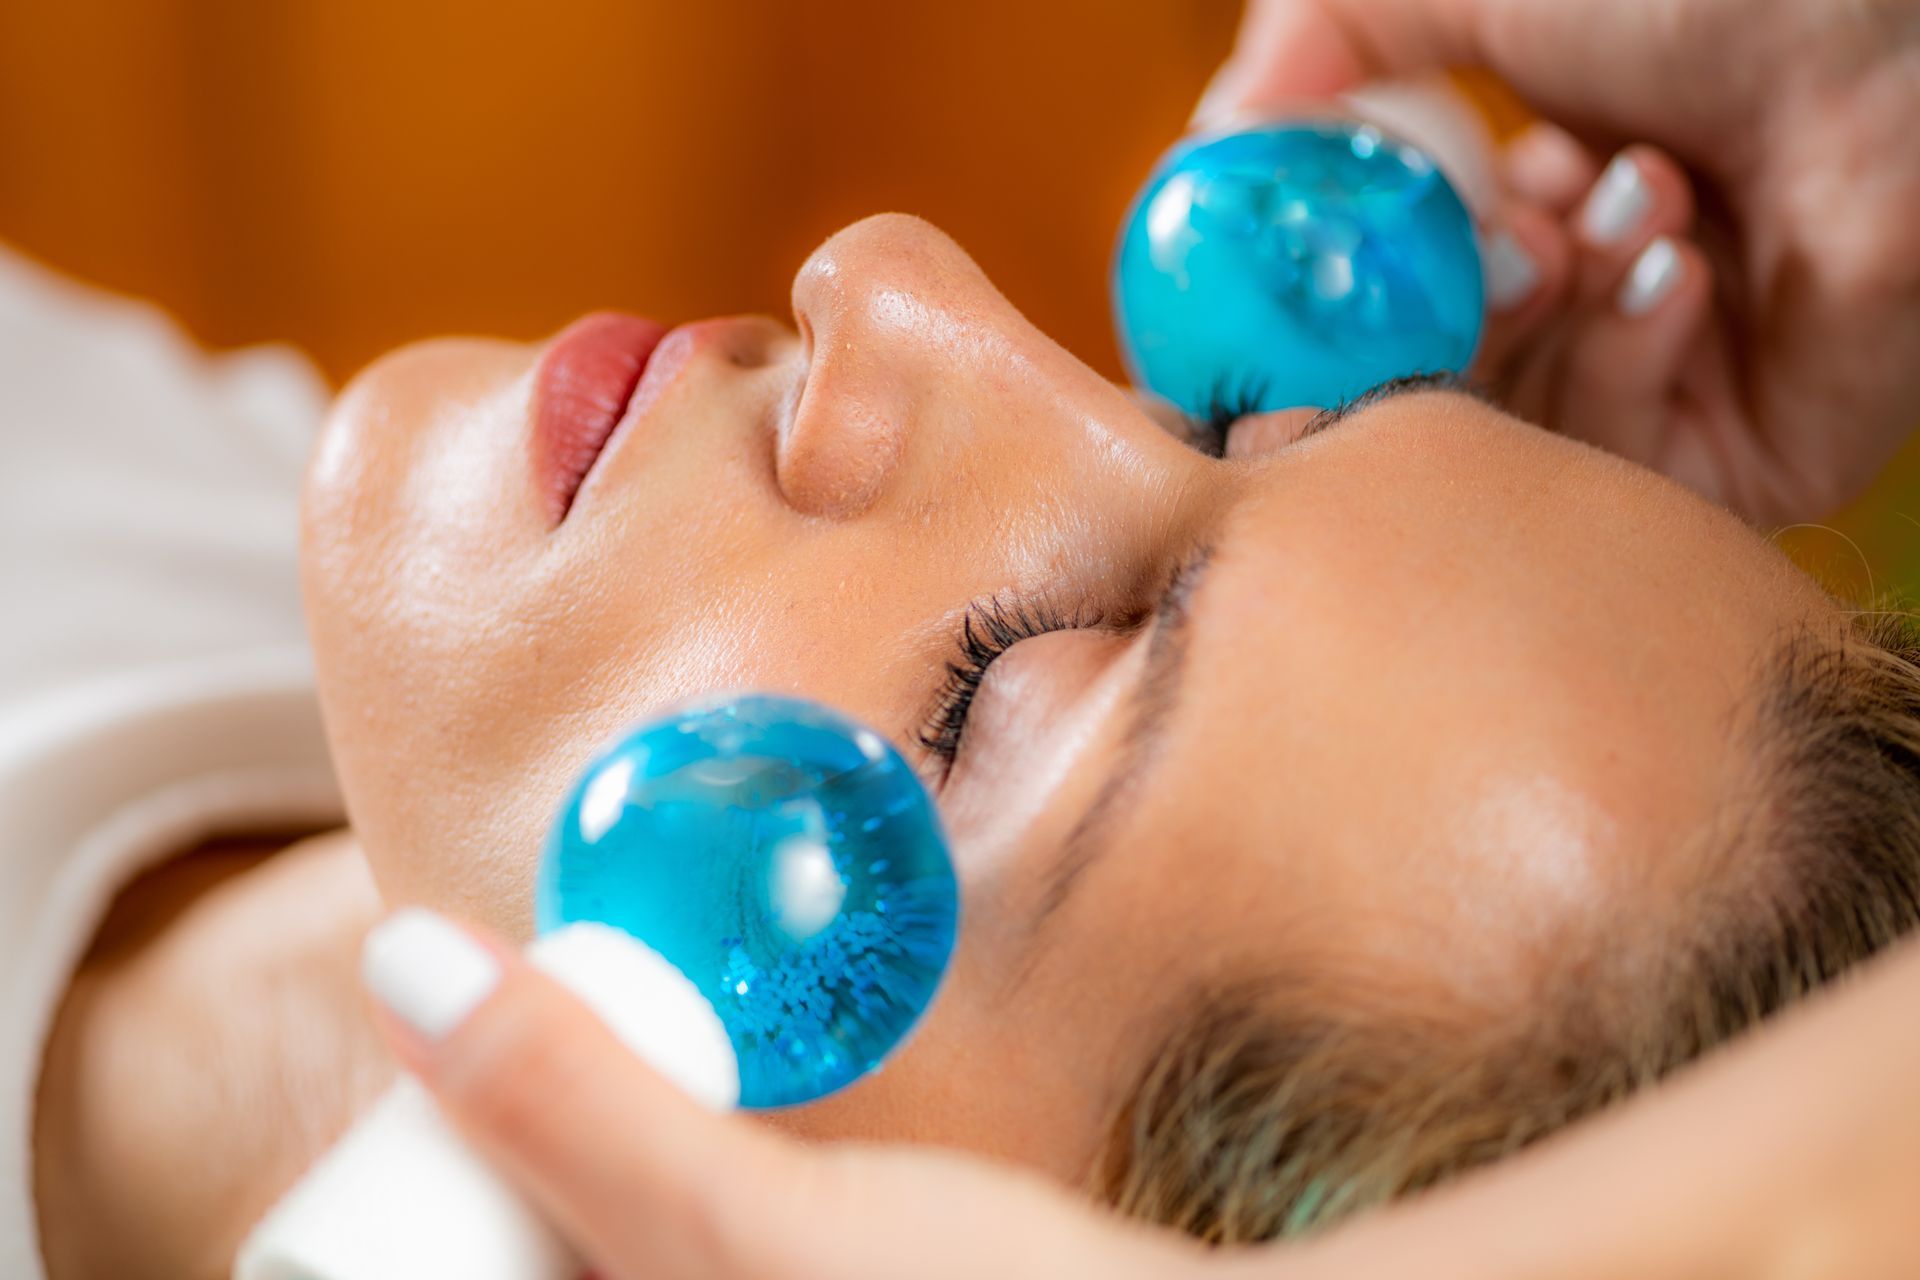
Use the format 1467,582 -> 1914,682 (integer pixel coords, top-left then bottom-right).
1098,397 -> 1827,1008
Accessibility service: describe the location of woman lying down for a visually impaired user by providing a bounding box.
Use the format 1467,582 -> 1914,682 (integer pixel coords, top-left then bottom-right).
15,211 -> 1920,1278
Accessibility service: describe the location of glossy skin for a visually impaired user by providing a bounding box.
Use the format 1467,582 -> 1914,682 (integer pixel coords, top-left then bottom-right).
304,213 -> 1829,1181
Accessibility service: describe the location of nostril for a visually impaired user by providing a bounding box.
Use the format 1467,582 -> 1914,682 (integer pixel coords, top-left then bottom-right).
778,216 -> 982,519
711,316 -> 787,371
795,307 -> 814,363
775,386 -> 904,520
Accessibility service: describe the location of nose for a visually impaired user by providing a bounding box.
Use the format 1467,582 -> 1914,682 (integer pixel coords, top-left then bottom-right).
780,214 -> 1025,517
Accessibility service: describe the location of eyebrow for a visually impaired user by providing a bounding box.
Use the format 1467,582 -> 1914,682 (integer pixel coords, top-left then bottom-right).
1030,540 -> 1219,926
1296,370 -> 1479,440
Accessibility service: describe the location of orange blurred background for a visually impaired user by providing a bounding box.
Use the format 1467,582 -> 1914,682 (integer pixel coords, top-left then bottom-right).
0,0 -> 1239,381
1,0 -> 1914,592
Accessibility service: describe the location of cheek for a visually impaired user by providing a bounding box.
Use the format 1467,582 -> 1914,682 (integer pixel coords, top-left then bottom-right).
303,343 -> 560,929
305,338 -> 537,563
759,938 -> 1116,1181
306,526 -> 926,937
303,340 -> 542,736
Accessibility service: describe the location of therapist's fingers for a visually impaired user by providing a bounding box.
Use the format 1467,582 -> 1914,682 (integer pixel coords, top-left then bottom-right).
363,910 -> 1205,1280
1552,235 -> 1714,465
362,910 -> 795,1277
1194,0 -> 1492,127
1193,0 -> 1370,123
1488,143 -> 1707,460
1568,146 -> 1695,305
1486,144 -> 1699,417
1190,0 -> 1741,161
1474,200 -> 1572,374
1501,122 -> 1601,217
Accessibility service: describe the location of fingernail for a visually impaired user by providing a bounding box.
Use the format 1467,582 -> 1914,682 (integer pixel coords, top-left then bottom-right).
1483,230 -> 1540,311
362,907 -> 501,1042
1580,153 -> 1652,245
1619,236 -> 1684,316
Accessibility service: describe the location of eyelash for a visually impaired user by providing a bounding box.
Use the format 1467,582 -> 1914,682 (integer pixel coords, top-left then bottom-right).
915,376 -> 1270,768
918,596 -> 1090,768
1183,376 -> 1272,458
917,373 -> 1470,768
1180,369 -> 1480,457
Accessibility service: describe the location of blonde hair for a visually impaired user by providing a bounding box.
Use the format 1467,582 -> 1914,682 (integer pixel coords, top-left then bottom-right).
1097,611 -> 1920,1243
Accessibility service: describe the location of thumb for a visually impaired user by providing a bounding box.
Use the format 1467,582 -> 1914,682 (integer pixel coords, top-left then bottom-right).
1193,0 -> 1370,126
1193,0 -> 1488,128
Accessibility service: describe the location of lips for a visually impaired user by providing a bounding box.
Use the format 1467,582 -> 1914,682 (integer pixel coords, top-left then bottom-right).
531,311 -> 669,524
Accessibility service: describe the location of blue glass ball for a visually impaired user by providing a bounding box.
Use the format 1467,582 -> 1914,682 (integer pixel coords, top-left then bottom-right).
537,694 -> 960,1109
1113,120 -> 1484,417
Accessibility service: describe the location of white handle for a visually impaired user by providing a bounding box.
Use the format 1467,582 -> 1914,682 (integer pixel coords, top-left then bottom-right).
233,922 -> 740,1280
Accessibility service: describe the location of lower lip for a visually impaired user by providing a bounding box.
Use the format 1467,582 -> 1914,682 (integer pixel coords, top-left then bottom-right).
531,311 -> 669,524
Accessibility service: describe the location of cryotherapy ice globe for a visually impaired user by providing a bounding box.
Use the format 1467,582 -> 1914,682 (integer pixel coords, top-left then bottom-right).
537,694 -> 960,1109
1113,120 -> 1484,416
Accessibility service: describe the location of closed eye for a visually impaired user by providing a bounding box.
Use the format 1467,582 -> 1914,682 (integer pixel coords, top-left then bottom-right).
1292,371 -> 1483,440
917,546 -> 1211,779
918,595 -> 1100,771
1177,370 -> 1485,457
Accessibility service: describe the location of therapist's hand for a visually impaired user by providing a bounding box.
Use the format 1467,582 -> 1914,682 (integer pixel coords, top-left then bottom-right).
361,911 -> 1215,1280
1196,0 -> 1920,524
364,910 -> 1920,1280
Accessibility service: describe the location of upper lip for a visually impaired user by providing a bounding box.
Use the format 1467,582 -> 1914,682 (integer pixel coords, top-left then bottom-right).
529,311 -> 669,525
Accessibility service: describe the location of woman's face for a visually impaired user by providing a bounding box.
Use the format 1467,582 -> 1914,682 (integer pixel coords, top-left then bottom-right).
304,214 -> 1827,1179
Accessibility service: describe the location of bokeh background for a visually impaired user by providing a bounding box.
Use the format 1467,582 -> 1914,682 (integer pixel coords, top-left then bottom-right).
2,0 -> 1914,594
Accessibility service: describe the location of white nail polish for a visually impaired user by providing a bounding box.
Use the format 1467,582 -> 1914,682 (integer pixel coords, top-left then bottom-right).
1580,154 -> 1652,245
361,907 -> 501,1041
240,922 -> 738,1280
1483,230 -> 1540,311
1619,236 -> 1684,317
